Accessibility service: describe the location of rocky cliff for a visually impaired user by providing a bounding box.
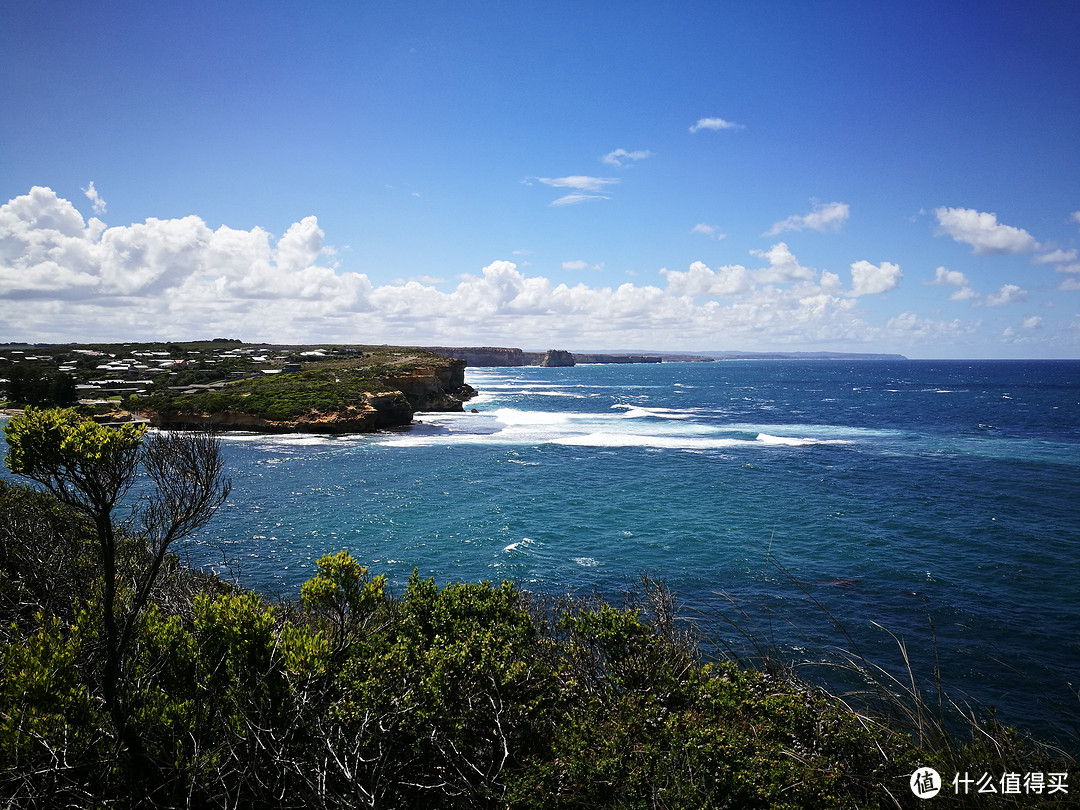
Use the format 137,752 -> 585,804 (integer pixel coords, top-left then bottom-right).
538,350 -> 575,367
425,347 -> 529,366
144,355 -> 476,434
385,360 -> 477,411
149,391 -> 414,434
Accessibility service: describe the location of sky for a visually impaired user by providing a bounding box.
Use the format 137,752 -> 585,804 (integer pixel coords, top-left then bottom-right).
1,1 -> 1079,358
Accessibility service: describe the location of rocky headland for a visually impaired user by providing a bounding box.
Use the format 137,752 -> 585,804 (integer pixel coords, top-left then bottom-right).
135,347 -> 476,434
426,347 -> 670,366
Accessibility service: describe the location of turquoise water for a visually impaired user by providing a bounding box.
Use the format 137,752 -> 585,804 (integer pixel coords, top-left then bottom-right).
12,360 -> 1080,744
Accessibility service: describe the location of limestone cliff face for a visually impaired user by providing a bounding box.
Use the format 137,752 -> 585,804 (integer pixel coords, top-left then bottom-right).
424,347 -> 528,367
147,390 -> 415,434
386,359 -> 477,411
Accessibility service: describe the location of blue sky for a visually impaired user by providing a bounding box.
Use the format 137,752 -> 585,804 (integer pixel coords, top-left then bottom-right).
2,1 -> 1078,357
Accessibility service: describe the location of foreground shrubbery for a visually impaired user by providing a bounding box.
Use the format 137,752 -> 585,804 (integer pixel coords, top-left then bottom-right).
0,402 -> 1076,809
2,482 -> 1076,808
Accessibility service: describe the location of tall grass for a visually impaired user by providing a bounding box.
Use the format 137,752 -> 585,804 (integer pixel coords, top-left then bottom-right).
681,548 -> 1079,807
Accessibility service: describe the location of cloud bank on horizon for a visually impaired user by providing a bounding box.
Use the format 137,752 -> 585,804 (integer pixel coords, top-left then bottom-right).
1,185 -> 1074,355
1,2 -> 1077,357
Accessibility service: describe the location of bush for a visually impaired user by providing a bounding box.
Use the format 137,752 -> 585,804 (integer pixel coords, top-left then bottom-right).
0,487 -> 1076,807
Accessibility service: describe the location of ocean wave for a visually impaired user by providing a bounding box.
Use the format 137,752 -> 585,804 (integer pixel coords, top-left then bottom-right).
503,537 -> 537,553
611,403 -> 696,419
755,433 -> 851,447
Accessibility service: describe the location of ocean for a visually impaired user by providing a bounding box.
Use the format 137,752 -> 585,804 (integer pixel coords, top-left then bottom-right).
13,359 -> 1080,745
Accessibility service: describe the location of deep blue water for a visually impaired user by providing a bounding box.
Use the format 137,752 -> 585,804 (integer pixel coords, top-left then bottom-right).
9,360 -> 1080,745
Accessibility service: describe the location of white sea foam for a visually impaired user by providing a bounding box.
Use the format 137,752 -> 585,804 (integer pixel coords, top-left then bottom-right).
755,433 -> 850,447
503,537 -> 536,553
612,403 -> 696,419
552,432 -> 748,450
219,432 -> 357,448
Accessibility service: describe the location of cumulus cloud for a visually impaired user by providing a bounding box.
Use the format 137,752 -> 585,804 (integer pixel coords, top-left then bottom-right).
1033,248 -> 1077,265
82,181 -> 107,215
932,265 -> 977,301
848,260 -> 902,297
887,311 -> 967,342
661,261 -> 750,297
1071,211 -> 1080,228
765,201 -> 850,236
662,243 -> 834,298
934,207 -> 1039,255
601,149 -> 652,167
984,283 -> 1027,307
749,243 -> 816,284
0,187 -> 973,352
0,186 -> 370,335
1023,316 -> 1043,329
689,117 -> 742,133
691,223 -> 725,239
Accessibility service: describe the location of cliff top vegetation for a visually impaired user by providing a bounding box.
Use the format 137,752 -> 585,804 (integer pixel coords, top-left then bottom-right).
0,341 -> 465,423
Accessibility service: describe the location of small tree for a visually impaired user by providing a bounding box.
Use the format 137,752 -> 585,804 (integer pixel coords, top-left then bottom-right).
3,407 -> 230,754
301,550 -> 387,653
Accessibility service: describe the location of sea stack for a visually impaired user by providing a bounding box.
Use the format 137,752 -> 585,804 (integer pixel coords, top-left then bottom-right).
539,349 -> 575,367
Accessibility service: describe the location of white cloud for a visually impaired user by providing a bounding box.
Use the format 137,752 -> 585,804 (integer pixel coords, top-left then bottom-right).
538,176 -> 619,192
849,260 -> 902,297
886,311 -> 968,342
562,260 -> 592,271
950,287 -> 978,302
766,201 -> 850,236
1033,248 -> 1077,265
661,261 -> 750,297
1023,316 -> 1043,329
0,186 -> 370,331
933,266 -> 968,287
984,283 -> 1027,307
536,176 -> 619,207
601,149 -> 653,167
691,223 -> 725,239
689,117 -> 742,133
934,207 -> 1039,255
819,270 -> 842,293
550,193 -> 611,207
1056,262 -> 1080,275
1071,211 -> 1080,228
749,242 -> 816,284
0,186 -> 1028,353
82,181 -> 107,215
932,265 -> 977,300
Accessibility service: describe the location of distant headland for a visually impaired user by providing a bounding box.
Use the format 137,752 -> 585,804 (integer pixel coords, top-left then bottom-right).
426,346 -> 907,366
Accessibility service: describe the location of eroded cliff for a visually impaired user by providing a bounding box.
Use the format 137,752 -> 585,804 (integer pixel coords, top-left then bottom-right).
140,350 -> 475,434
